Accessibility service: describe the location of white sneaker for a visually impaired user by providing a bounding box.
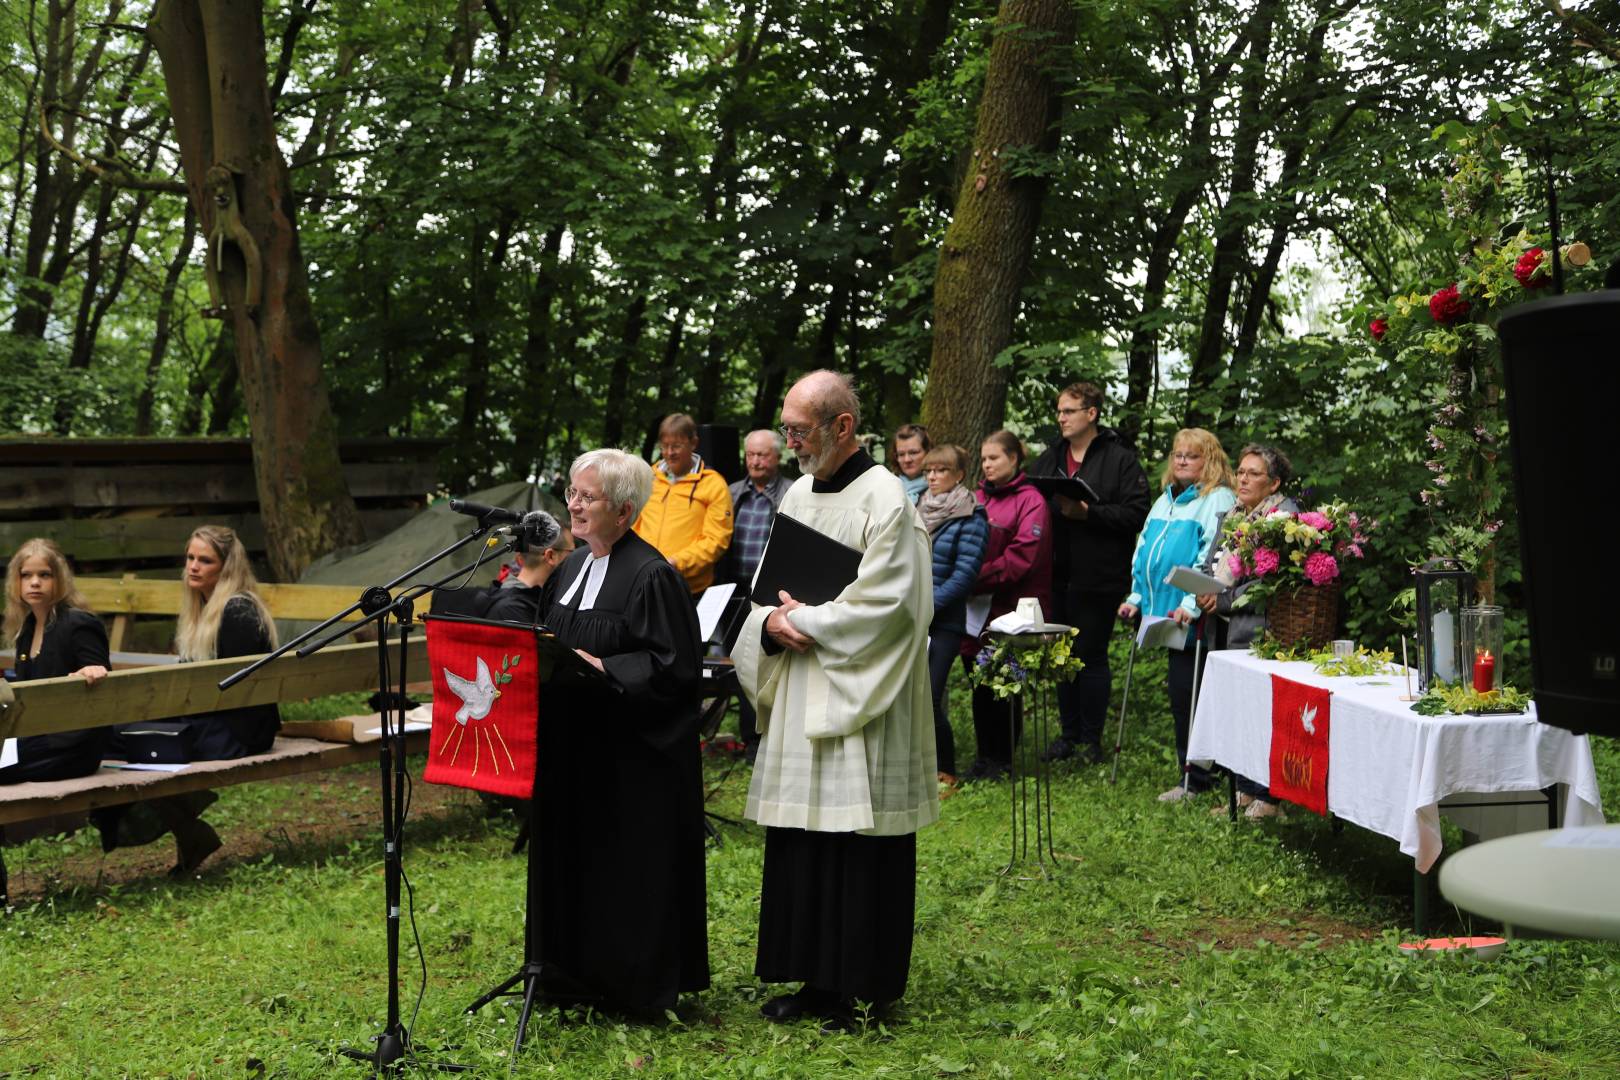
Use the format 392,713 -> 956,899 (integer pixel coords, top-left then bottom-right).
1157,785 -> 1191,803
1244,799 -> 1284,820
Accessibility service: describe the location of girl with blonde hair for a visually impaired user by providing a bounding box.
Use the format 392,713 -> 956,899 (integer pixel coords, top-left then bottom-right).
170,525 -> 280,758
0,538 -> 111,784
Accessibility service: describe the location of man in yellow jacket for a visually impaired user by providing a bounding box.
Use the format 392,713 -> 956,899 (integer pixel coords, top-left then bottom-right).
634,413 -> 734,595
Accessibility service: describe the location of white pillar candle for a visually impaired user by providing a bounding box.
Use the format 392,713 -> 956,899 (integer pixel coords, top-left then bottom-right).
1432,609 -> 1457,683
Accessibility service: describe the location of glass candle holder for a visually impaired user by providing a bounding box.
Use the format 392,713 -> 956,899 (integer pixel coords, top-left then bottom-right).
1460,604 -> 1504,693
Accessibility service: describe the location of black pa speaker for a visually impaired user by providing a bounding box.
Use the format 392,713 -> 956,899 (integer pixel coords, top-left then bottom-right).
699,423 -> 742,485
1498,291 -> 1620,736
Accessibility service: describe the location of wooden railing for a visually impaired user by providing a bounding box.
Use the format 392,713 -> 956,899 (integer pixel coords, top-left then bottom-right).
74,575 -> 369,650
0,638 -> 428,740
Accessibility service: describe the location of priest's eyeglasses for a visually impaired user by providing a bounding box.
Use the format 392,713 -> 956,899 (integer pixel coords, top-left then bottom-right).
564,486 -> 605,506
779,417 -> 836,444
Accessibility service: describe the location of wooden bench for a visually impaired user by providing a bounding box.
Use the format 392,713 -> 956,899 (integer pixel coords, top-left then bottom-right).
0,637 -> 431,904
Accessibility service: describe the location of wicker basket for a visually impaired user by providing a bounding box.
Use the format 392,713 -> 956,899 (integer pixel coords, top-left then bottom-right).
1266,582 -> 1340,649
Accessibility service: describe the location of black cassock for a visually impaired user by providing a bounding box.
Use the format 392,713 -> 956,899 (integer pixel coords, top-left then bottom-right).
529,529 -> 709,1012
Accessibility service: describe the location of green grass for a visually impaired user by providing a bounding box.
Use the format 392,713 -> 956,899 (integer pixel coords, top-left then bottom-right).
3,642 -> 1618,1077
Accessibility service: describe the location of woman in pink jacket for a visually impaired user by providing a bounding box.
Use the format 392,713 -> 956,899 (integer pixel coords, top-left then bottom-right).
960,430 -> 1053,781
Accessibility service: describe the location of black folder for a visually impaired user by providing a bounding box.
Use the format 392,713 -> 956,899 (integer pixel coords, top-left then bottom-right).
1027,473 -> 1101,504
749,513 -> 863,607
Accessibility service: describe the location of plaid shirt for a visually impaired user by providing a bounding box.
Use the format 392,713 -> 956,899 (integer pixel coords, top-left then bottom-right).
728,472 -> 790,583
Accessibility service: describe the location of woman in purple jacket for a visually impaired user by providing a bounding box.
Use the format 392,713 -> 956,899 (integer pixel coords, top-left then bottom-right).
959,431 -> 1053,781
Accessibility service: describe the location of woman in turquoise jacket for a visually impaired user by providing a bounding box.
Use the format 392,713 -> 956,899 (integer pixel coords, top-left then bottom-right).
1118,428 -> 1236,803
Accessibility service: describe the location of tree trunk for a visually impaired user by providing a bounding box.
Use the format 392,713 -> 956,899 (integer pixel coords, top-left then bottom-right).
921,0 -> 1075,456
137,201 -> 199,435
1184,0 -> 1280,432
149,0 -> 364,581
602,290 -> 649,449
875,0 -> 956,433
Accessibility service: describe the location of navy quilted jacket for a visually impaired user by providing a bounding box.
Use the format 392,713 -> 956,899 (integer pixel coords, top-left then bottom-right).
930,506 -> 989,633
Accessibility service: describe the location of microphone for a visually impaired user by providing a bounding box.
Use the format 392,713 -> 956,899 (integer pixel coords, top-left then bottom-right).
448,498 -> 523,526
519,510 -> 562,547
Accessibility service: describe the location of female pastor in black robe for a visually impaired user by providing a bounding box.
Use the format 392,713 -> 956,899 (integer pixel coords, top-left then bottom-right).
527,455 -> 708,1015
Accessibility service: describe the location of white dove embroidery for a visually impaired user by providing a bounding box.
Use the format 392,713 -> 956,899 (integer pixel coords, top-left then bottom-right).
444,656 -> 499,724
1300,702 -> 1318,735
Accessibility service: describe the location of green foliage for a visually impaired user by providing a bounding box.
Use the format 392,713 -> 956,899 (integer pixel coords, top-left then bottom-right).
3,673 -> 1619,1076
1410,680 -> 1533,717
967,628 -> 1084,699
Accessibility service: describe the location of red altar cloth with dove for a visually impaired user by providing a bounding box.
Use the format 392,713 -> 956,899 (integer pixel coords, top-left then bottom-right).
1268,674 -> 1331,814
423,616 -> 540,798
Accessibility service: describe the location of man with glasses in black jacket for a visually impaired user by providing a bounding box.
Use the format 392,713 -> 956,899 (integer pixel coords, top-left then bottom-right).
1029,381 -> 1152,765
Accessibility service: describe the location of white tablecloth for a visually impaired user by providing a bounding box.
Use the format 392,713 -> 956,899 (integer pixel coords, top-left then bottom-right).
1188,650 -> 1605,873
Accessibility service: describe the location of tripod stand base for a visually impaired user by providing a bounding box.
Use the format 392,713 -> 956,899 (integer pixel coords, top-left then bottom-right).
466,963 -> 576,1056
339,1026 -> 406,1070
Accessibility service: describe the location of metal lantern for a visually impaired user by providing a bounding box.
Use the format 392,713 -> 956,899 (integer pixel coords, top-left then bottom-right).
1415,558 -> 1475,691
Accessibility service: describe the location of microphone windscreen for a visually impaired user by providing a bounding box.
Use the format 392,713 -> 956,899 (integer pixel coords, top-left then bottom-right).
521,510 -> 562,547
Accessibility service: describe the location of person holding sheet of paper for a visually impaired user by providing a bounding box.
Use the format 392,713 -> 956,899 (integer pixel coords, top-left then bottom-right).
959,430 -> 1052,782
1117,429 -> 1236,804
1028,381 -> 1151,765
1195,443 -> 1299,818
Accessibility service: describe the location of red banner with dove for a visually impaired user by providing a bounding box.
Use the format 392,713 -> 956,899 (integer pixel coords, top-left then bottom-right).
423,616 -> 540,798
1268,674 -> 1331,815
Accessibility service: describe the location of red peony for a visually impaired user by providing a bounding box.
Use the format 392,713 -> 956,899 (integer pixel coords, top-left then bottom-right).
1369,317 -> 1388,342
1514,247 -> 1550,289
1429,284 -> 1470,325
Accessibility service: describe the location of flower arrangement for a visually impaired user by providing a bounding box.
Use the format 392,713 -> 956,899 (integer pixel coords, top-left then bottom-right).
1223,500 -> 1373,608
969,629 -> 1085,700
1363,120 -> 1598,602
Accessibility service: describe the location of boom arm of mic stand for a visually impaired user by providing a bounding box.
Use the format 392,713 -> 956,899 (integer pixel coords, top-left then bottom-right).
293,536 -> 521,658
217,524 -> 504,690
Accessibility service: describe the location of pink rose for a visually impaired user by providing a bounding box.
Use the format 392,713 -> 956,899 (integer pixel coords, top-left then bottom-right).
1227,552 -> 1248,580
1369,317 -> 1389,342
1303,552 -> 1339,586
1297,511 -> 1332,531
1251,548 -> 1281,577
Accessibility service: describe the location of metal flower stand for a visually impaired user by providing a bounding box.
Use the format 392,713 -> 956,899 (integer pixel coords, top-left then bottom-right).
994,629 -> 1071,879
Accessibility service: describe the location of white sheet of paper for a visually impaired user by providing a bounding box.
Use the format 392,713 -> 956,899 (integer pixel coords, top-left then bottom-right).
1136,614 -> 1189,651
112,762 -> 190,773
1542,827 -> 1620,849
965,595 -> 992,638
364,721 -> 433,736
1166,565 -> 1224,595
0,737 -> 16,770
695,582 -> 737,642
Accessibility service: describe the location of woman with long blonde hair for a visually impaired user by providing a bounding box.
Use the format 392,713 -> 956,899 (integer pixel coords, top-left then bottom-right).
171,525 -> 280,757
1118,428 -> 1237,804
0,538 -> 110,784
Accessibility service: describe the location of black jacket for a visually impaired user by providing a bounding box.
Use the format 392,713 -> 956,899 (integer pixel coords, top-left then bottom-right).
185,596 -> 281,760
1,606 -> 111,783
1029,427 -> 1151,596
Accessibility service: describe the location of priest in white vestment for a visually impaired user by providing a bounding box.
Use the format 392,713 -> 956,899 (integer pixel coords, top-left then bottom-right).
732,369 -> 938,1031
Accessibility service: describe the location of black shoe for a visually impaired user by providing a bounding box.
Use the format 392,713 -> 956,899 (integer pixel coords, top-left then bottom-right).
819,999 -> 888,1035
760,986 -> 837,1023
963,758 -> 1010,783
1040,736 -> 1077,763
1076,742 -> 1106,766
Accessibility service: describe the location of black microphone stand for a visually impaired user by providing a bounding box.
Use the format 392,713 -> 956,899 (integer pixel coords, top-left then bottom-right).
221,513 -> 522,1075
